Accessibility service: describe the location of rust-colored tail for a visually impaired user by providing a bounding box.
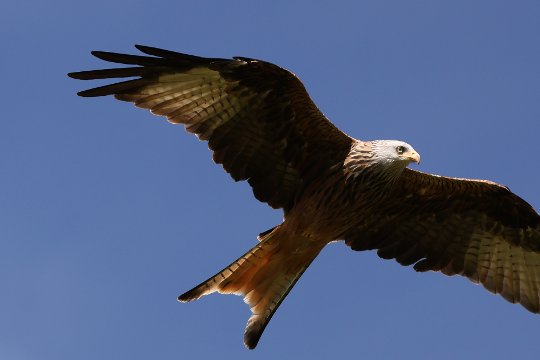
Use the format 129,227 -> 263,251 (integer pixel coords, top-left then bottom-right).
178,232 -> 323,349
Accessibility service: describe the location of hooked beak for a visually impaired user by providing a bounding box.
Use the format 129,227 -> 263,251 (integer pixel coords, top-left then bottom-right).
406,151 -> 421,165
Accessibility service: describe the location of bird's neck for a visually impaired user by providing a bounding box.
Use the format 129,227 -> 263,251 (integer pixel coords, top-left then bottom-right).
343,141 -> 407,193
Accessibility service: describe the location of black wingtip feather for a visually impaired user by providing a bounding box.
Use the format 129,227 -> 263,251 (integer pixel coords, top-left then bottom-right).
74,78 -> 151,97
134,44 -> 185,58
67,67 -> 154,80
136,44 -> 232,67
76,90 -> 95,97
90,50 -> 157,66
67,71 -> 82,79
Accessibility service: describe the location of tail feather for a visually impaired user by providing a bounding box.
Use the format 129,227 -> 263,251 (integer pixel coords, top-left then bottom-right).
177,239 -> 278,302
178,232 -> 323,349
243,262 -> 314,349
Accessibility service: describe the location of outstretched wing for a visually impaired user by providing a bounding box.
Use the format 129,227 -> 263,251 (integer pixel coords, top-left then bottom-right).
345,168 -> 540,313
69,45 -> 353,211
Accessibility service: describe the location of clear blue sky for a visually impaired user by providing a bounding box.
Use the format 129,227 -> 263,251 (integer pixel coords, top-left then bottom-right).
2,1 -> 540,359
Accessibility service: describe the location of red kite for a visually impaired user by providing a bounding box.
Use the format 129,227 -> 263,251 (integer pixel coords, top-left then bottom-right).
69,45 -> 540,349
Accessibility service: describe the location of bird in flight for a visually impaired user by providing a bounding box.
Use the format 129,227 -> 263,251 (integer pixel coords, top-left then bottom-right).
69,45 -> 540,349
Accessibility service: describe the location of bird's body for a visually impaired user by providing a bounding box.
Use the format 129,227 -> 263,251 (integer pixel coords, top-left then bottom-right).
287,141 -> 413,238
69,45 -> 540,349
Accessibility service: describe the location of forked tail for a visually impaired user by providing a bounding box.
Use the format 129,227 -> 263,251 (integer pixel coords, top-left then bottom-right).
178,231 -> 323,349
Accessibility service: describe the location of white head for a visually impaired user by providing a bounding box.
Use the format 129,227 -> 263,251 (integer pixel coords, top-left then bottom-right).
344,140 -> 420,193
359,140 -> 420,183
371,140 -> 421,167
346,140 -> 420,183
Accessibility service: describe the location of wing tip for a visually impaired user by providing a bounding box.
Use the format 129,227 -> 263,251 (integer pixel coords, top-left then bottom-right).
134,44 -> 157,54
73,88 -> 115,98
90,50 -> 110,61
75,89 -> 98,97
67,71 -> 81,79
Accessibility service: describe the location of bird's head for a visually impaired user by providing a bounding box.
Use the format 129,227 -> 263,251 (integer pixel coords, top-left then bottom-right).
346,140 -> 421,187
371,140 -> 421,168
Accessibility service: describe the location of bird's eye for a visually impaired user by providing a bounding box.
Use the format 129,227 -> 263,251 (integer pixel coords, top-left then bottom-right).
396,146 -> 406,154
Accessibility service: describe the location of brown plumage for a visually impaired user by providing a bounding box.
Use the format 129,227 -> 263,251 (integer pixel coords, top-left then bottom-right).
69,45 -> 540,349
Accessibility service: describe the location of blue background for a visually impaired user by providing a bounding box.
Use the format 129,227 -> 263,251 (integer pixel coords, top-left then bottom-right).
3,1 -> 539,359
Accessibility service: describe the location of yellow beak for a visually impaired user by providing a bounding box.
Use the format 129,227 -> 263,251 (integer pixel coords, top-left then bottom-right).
406,151 -> 421,164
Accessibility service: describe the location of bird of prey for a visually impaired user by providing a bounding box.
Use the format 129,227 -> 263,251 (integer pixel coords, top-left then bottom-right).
69,45 -> 540,349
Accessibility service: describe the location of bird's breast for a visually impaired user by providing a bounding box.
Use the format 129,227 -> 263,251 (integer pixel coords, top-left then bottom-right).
285,170 -> 384,240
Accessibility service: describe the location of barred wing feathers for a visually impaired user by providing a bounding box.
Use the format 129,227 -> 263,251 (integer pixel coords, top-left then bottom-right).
68,45 -> 353,211
345,168 -> 540,313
